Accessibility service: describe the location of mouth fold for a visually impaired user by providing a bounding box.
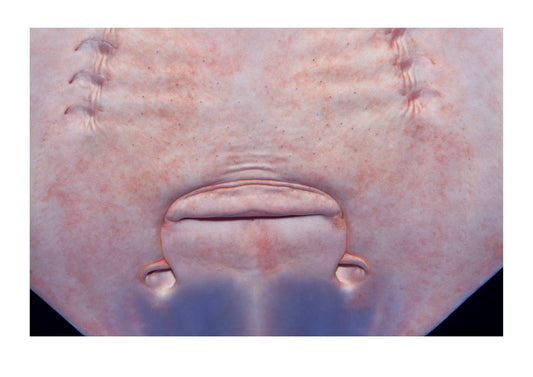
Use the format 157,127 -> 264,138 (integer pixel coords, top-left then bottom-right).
180,214 -> 320,221
164,180 -> 342,223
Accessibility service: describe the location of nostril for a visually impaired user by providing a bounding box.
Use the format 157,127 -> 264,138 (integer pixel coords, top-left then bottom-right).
140,259 -> 177,290
144,269 -> 176,290
335,254 -> 369,287
336,264 -> 366,285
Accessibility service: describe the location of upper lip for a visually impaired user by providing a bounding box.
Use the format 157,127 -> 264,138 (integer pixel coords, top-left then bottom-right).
164,179 -> 342,222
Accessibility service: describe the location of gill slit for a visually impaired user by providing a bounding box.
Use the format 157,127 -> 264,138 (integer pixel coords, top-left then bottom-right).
65,28 -> 118,133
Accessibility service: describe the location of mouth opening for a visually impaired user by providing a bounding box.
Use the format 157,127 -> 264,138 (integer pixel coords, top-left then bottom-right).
179,214 -> 326,222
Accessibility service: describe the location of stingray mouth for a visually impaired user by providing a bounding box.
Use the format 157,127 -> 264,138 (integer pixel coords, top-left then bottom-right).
163,179 -> 342,222
146,179 -> 368,290
157,180 -> 347,277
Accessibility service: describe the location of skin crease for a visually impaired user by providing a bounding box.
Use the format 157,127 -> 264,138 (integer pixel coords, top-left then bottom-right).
30,28 -> 502,335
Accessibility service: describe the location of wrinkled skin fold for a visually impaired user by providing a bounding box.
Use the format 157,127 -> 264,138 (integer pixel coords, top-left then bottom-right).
30,28 -> 502,335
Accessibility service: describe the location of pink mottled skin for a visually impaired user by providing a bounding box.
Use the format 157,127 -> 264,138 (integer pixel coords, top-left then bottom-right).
30,29 -> 502,335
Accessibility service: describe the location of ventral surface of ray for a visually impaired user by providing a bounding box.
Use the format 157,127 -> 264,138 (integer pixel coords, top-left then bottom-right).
30,28 -> 502,335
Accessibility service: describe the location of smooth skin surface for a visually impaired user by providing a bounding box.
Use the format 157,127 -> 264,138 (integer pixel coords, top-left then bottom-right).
30,28 -> 502,335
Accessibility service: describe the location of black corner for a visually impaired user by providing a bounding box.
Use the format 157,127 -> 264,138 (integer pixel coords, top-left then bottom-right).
427,268 -> 503,336
30,290 -> 82,336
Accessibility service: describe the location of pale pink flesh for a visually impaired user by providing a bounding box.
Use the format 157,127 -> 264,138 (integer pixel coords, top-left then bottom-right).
30,28 -> 502,335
